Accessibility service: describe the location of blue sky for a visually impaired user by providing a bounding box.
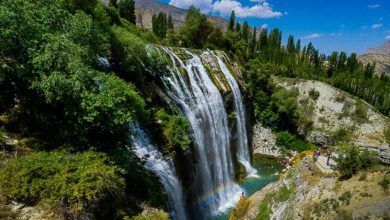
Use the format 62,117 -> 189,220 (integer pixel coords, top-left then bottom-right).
159,0 -> 390,55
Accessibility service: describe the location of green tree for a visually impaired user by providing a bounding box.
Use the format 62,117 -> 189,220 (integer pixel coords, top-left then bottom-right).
242,21 -> 250,42
0,151 -> 126,218
228,10 -> 236,31
179,6 -> 213,48
287,35 -> 295,54
118,0 -> 136,24
168,14 -> 174,29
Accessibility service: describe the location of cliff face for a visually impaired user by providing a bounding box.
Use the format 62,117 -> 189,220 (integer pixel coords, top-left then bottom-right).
134,0 -> 228,32
251,78 -> 390,163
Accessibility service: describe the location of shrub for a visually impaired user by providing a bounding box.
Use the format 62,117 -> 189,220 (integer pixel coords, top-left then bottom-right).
309,88 -> 320,100
332,128 -> 352,142
335,93 -> 346,102
333,144 -> 378,179
111,25 -> 148,84
276,131 -> 315,152
379,175 -> 389,192
276,131 -> 295,150
156,109 -> 191,155
384,126 -> 390,144
352,101 -> 367,122
0,151 -> 125,218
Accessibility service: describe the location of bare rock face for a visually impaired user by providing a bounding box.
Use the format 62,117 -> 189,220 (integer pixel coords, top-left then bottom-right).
134,0 -> 228,32
252,124 -> 282,157
275,78 -> 390,164
307,131 -> 336,147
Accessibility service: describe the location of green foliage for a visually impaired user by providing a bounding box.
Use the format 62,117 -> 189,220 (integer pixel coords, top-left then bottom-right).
152,12 -> 169,38
0,151 -> 125,217
309,88 -> 320,100
155,109 -> 191,155
271,87 -> 300,131
276,131 -> 315,152
179,6 -> 213,48
118,0 -> 136,24
255,186 -> 294,220
385,126 -> 390,144
79,73 -> 147,145
127,209 -> 169,220
333,144 -> 378,179
332,128 -> 352,142
255,201 -> 271,220
276,131 -> 295,150
111,25 -> 148,84
352,101 -> 368,122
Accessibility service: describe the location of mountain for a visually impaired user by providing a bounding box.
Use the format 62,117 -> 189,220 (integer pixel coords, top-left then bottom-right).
359,41 -> 390,77
133,0 -> 228,32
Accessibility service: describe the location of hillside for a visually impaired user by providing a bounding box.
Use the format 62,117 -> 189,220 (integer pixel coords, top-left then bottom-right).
359,41 -> 390,77
253,78 -> 390,163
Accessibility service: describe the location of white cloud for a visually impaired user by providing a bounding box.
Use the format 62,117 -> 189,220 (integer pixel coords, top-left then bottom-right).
169,0 -> 283,18
261,24 -> 268,29
169,0 -> 213,13
372,23 -> 383,29
386,35 -> 390,40
300,33 -> 321,40
368,4 -> 380,8
212,0 -> 282,18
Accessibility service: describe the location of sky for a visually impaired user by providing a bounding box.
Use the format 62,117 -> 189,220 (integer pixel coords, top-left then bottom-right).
159,0 -> 390,55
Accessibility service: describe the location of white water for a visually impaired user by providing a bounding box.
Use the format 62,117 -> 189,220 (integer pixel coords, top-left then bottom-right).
160,47 -> 243,218
212,52 -> 258,178
129,123 -> 188,220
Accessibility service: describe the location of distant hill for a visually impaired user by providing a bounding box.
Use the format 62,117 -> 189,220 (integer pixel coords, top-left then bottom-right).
359,41 -> 390,77
133,0 -> 228,32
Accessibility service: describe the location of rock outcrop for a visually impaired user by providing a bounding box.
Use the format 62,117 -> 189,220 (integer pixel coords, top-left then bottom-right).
252,124 -> 282,157
274,78 -> 390,163
242,154 -> 390,220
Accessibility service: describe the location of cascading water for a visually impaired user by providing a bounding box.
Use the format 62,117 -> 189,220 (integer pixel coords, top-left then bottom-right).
159,47 -> 243,218
129,123 -> 188,220
212,52 -> 258,177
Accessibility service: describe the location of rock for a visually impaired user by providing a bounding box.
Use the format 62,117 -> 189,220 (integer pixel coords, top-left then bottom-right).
252,124 -> 282,157
307,131 -> 336,147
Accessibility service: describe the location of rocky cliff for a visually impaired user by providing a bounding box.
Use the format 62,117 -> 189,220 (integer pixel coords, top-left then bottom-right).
133,0 -> 228,32
251,78 -> 390,163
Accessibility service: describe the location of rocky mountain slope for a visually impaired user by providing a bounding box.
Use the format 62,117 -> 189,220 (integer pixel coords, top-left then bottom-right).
133,0 -> 228,32
359,41 -> 390,77
252,78 -> 390,163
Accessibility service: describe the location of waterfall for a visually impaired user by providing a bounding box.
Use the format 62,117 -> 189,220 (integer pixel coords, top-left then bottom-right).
213,52 -> 258,177
159,47 -> 243,218
129,123 -> 188,220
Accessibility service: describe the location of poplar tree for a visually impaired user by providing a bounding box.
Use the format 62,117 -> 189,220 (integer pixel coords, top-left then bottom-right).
228,10 -> 235,30
242,21 -> 249,42
118,0 -> 136,24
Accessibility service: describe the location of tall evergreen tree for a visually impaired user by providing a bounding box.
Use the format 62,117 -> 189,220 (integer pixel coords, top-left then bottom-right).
295,39 -> 301,53
258,29 -> 268,51
118,0 -> 136,24
235,22 -> 241,34
168,14 -> 174,29
287,35 -> 295,54
228,10 -> 235,31
250,27 -> 257,53
242,21 -> 250,42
